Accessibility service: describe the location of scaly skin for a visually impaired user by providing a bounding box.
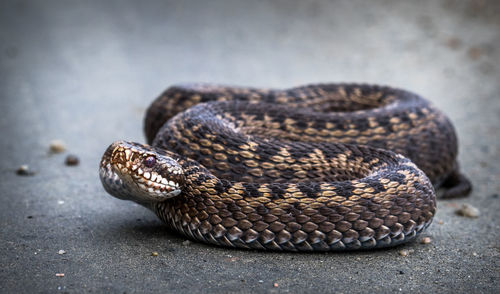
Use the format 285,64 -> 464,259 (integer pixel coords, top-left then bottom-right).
100,83 -> 471,251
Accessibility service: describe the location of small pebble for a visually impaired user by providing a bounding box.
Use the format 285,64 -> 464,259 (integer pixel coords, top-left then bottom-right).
399,249 -> 409,257
467,47 -> 482,60
445,37 -> 461,49
455,204 -> 480,218
420,237 -> 432,244
151,251 -> 158,256
16,165 -> 35,176
49,140 -> 66,153
399,270 -> 405,275
58,250 -> 66,255
55,273 -> 65,277
258,280 -> 264,283
65,154 -> 79,166
182,240 -> 191,246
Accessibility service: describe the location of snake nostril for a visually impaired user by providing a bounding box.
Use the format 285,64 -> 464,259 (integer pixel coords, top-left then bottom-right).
144,156 -> 156,168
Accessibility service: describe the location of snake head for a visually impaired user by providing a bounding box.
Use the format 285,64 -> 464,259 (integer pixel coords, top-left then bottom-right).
99,141 -> 185,203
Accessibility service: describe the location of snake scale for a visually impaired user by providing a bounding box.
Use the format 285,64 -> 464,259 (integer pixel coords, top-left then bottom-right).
99,83 -> 471,251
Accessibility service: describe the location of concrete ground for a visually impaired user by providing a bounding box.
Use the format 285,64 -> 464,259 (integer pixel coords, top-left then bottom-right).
0,0 -> 499,293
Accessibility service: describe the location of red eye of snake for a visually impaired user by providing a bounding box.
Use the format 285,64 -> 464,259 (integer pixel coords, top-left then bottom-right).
144,156 -> 156,168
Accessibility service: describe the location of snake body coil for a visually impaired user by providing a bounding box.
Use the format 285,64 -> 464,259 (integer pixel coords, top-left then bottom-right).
100,83 -> 471,251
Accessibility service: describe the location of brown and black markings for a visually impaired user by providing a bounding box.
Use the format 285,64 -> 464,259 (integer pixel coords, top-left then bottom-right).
100,83 -> 470,251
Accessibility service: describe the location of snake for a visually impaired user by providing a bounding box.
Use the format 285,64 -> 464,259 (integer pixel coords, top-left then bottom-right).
99,83 -> 471,251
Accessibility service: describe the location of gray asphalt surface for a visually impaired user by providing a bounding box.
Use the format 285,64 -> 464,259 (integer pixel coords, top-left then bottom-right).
1,0 -> 499,293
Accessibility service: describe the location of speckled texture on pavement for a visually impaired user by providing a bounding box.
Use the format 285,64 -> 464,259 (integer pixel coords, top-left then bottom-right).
0,0 -> 499,293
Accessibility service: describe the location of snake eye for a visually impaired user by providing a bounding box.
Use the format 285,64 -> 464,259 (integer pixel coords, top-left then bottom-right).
144,156 -> 156,168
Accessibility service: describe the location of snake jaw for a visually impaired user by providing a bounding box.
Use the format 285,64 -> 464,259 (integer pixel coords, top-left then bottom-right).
100,141 -> 185,203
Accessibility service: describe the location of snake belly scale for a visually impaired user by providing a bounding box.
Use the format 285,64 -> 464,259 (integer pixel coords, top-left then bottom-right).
99,83 -> 471,251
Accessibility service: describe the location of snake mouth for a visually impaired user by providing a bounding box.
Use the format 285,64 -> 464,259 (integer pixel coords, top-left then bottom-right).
122,164 -> 181,196
100,141 -> 185,203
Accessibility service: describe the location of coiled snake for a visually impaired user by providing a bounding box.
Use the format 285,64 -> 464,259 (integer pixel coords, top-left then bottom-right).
99,83 -> 471,251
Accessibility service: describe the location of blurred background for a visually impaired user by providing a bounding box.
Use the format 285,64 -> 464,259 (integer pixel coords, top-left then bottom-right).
1,0 -> 499,293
